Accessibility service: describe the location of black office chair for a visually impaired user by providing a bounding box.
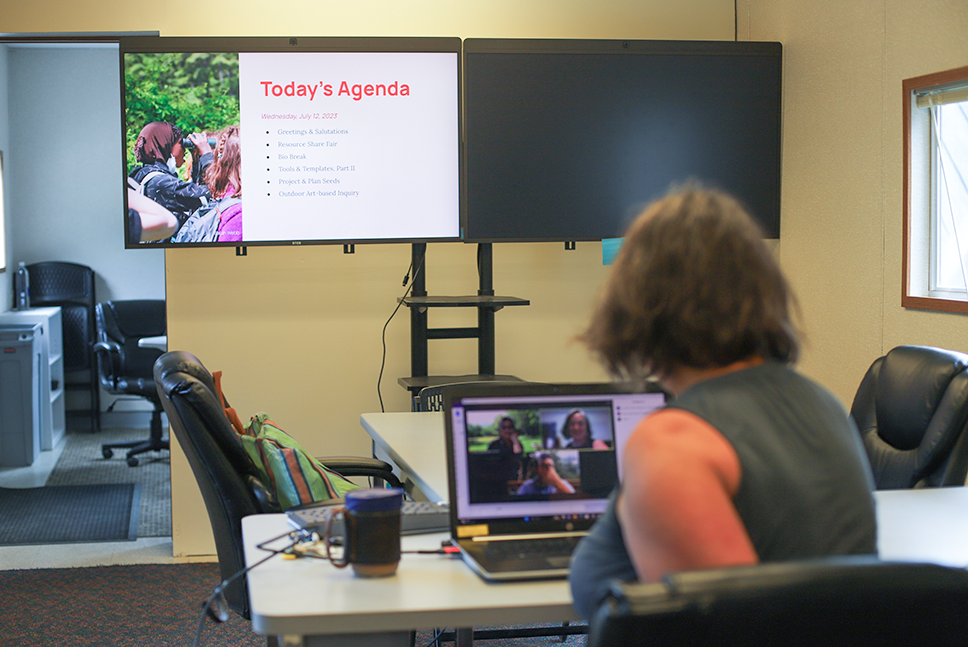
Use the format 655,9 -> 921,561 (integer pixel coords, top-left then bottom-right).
154,350 -> 401,621
26,261 -> 100,432
588,557 -> 968,647
94,300 -> 169,467
850,345 -> 968,489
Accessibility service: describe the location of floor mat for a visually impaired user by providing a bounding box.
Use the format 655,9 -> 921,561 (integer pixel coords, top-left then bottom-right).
0,483 -> 140,545
45,428 -> 170,537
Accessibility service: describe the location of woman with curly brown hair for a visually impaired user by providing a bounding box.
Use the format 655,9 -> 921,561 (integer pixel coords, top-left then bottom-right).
170,125 -> 243,243
204,125 -> 243,242
569,186 -> 877,619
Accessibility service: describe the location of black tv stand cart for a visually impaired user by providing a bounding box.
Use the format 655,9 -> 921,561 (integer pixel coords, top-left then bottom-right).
397,242 -> 529,398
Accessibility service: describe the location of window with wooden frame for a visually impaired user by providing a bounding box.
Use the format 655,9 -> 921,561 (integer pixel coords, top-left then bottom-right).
903,65 -> 968,312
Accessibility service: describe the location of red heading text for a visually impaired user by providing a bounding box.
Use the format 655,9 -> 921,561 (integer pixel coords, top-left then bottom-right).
259,80 -> 411,102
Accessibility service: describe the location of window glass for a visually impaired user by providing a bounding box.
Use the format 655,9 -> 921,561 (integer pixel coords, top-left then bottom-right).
931,101 -> 968,295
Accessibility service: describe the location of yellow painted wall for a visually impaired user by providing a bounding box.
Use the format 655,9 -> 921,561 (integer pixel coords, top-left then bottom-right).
4,0 -> 733,555
739,0 -> 968,402
4,1 -> 728,41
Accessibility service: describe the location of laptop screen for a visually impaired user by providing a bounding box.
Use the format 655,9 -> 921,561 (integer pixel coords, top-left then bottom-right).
444,383 -> 666,536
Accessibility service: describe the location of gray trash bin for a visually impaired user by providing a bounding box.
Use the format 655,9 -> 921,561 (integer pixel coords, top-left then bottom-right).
0,323 -> 42,467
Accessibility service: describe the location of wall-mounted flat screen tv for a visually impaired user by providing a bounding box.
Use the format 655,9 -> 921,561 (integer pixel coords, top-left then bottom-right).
120,36 -> 462,248
462,39 -> 783,242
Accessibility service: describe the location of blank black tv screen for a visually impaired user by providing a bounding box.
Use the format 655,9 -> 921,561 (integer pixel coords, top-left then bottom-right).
462,39 -> 783,242
120,36 -> 462,248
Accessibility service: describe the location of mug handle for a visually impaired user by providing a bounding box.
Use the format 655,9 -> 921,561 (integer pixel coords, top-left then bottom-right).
323,505 -> 349,568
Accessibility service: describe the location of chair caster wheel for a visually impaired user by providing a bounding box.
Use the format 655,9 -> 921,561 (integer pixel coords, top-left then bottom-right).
102,448 -> 114,459
127,456 -> 139,467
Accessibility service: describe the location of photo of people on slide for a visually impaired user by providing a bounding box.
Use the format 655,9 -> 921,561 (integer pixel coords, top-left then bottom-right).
124,52 -> 241,243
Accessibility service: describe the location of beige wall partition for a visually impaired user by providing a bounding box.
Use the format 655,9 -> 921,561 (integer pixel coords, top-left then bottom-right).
738,0 -> 968,403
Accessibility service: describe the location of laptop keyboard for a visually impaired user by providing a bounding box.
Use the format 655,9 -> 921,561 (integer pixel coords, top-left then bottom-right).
287,499 -> 450,535
399,500 -> 452,533
481,535 -> 582,561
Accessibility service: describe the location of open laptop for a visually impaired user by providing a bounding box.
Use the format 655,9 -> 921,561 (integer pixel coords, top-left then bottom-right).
443,381 -> 667,582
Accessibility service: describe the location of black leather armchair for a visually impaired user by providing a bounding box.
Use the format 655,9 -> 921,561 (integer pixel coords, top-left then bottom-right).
589,557 -> 968,647
154,350 -> 400,620
850,345 -> 968,489
94,300 -> 169,466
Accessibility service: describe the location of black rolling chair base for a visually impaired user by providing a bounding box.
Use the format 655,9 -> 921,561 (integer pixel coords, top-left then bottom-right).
101,407 -> 168,467
102,438 -> 170,466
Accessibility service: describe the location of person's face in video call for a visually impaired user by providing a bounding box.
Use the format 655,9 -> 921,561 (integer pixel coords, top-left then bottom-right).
536,456 -> 556,483
498,418 -> 517,444
567,412 -> 590,445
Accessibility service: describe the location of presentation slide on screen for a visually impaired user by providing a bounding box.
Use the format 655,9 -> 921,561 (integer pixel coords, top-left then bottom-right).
237,52 -> 460,242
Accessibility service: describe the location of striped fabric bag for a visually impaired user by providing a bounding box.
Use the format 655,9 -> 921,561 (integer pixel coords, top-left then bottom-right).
238,412 -> 359,509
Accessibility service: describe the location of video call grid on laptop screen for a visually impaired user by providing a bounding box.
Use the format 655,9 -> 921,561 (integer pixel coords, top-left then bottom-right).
447,389 -> 667,525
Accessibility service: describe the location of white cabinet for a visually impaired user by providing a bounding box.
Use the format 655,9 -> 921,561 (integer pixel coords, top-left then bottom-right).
0,307 -> 66,450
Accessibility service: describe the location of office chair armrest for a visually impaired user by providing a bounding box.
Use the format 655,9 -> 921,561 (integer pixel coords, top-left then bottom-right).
246,474 -> 282,513
92,340 -> 121,356
318,456 -> 403,489
93,340 -> 123,389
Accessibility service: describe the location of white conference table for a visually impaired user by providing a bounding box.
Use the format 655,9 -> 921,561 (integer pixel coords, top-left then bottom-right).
241,412 -> 968,646
243,516 -> 576,646
361,411 -> 448,502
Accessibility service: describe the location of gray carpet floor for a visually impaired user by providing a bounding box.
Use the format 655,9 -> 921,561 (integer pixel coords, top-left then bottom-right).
45,428 -> 171,538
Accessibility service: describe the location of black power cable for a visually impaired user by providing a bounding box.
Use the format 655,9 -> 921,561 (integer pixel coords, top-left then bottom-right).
192,529 -> 459,647
377,255 -> 426,412
191,529 -> 309,647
